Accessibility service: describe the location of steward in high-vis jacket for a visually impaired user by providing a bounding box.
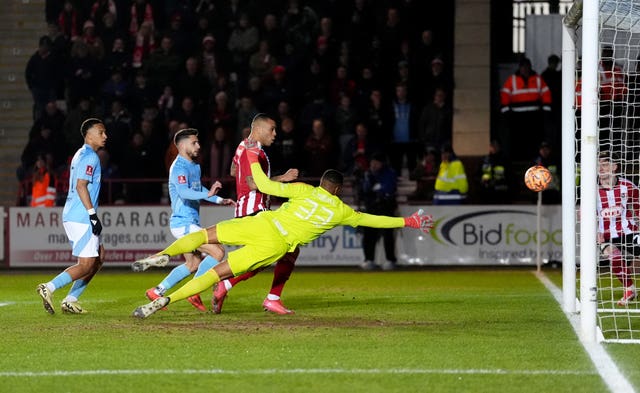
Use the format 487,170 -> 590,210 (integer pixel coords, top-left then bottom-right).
434,143 -> 468,205
500,57 -> 552,159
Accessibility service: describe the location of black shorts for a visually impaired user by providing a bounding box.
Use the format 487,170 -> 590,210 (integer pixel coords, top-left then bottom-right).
610,233 -> 640,257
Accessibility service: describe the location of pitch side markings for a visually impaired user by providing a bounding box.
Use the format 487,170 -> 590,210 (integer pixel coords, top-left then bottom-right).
536,271 -> 636,393
0,302 -> 14,307
0,368 -> 596,378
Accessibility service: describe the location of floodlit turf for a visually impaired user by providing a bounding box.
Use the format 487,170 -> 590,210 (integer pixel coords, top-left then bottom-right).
0,268 -> 638,392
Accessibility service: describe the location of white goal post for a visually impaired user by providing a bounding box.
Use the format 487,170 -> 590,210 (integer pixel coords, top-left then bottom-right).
563,0 -> 640,344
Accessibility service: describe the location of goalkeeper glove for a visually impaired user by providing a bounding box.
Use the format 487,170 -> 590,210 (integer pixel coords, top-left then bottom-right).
403,209 -> 433,234
89,211 -> 102,236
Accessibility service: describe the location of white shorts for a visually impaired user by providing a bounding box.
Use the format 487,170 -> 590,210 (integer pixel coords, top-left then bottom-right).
63,221 -> 101,258
170,224 -> 203,240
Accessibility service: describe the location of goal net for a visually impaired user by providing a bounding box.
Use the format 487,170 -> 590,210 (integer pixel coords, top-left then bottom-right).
564,0 -> 640,343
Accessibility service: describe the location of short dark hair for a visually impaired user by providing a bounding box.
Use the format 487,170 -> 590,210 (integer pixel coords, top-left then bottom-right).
80,118 -> 103,137
598,150 -> 621,163
250,113 -> 270,129
174,128 -> 198,146
321,169 -> 344,186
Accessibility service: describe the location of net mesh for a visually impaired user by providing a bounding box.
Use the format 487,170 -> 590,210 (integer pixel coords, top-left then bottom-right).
575,0 -> 640,342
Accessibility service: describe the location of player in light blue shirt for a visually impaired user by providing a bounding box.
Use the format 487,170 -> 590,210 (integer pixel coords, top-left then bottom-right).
140,128 -> 235,311
36,118 -> 107,314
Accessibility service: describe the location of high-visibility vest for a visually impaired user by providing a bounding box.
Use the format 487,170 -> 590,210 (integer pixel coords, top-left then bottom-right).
500,73 -> 552,113
31,172 -> 56,207
435,159 -> 468,194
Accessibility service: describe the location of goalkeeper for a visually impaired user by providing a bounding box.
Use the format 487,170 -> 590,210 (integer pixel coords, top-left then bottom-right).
132,145 -> 433,318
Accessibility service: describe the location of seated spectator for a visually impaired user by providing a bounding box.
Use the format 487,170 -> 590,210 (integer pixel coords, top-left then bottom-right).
209,126 -> 233,180
104,37 -> 131,79
329,65 -> 356,105
30,101 -> 65,141
263,65 -> 294,114
145,36 -> 183,91
433,143 -> 468,205
261,13 -> 285,58
121,131 -> 160,204
46,22 -> 67,59
98,148 -> 124,204
270,116 -> 303,175
104,100 -> 133,166
210,91 -> 236,134
476,140 -> 511,204
175,57 -> 211,108
342,122 -> 377,176
173,96 -> 205,132
19,125 -> 65,182
248,40 -> 277,80
157,85 -> 176,121
80,20 -> 105,60
235,96 -> 258,141
25,36 -> 62,121
90,0 -> 118,32
63,97 -> 99,150
335,95 -> 358,161
227,13 -> 259,81
304,118 -> 335,177
408,147 -> 438,201
58,1 -> 80,42
67,41 -> 101,108
132,20 -> 156,69
418,87 -> 452,152
166,12 -> 193,58
102,67 -> 129,111
200,34 -> 225,84
129,71 -> 156,119
129,0 -> 154,37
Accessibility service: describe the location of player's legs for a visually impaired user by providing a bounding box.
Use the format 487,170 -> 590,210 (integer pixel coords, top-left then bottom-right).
603,240 -> 636,306
37,222 -> 101,314
262,248 -> 299,315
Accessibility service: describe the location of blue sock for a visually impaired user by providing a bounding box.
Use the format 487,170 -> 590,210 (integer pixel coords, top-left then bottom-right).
49,272 -> 73,291
159,264 -> 191,292
194,256 -> 219,278
67,279 -> 87,300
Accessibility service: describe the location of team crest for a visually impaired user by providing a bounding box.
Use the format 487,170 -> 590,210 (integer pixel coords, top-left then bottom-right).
85,165 -> 93,176
178,175 -> 187,184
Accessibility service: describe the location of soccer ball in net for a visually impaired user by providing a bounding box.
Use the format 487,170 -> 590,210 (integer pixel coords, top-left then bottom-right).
524,165 -> 552,192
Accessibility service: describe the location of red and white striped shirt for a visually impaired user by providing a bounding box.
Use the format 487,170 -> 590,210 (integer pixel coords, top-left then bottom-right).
233,139 -> 271,217
598,177 -> 640,240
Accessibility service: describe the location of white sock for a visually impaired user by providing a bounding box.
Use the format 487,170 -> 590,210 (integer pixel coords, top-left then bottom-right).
46,282 -> 55,292
63,295 -> 78,303
267,294 -> 280,301
223,280 -> 232,291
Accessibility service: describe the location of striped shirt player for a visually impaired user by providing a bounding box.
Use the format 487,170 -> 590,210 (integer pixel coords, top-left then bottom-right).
36,118 -> 107,315
597,152 -> 637,306
232,138 -> 271,217
597,177 -> 640,240
213,114 -> 300,315
131,155 -> 434,318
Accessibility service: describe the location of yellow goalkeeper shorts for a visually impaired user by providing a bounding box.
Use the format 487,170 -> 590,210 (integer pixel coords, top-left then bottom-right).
216,214 -> 290,276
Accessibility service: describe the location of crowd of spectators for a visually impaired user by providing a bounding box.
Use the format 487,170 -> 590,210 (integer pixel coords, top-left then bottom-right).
20,0 -> 454,205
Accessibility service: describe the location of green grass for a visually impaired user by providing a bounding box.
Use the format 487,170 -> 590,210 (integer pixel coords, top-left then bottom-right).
0,268 -> 637,392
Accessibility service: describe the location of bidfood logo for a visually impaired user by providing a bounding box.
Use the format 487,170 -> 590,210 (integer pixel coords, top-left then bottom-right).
431,209 -> 562,246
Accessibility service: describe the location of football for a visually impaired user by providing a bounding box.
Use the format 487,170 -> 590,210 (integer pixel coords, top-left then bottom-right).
524,165 -> 552,192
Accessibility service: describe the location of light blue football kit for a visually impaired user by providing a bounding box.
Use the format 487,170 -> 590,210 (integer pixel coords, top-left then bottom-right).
51,144 -> 102,297
155,155 -> 223,294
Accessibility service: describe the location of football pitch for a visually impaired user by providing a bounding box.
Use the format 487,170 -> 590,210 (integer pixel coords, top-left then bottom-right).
1,268 -> 639,393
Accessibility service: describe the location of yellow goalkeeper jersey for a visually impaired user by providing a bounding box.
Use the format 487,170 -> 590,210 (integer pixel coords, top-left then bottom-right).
250,162 -> 404,248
